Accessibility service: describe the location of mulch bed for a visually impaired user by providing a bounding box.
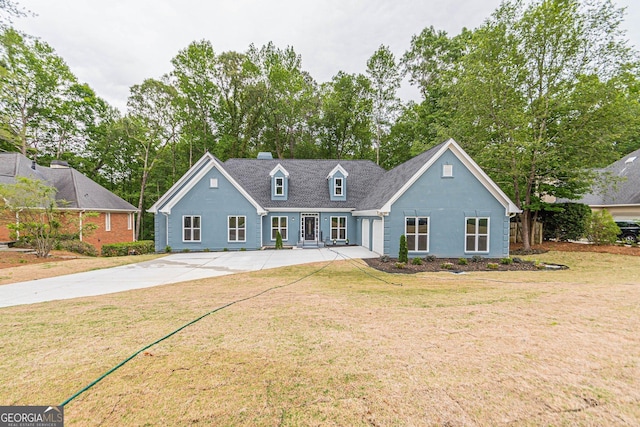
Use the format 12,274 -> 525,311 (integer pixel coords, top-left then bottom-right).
364,256 -> 545,274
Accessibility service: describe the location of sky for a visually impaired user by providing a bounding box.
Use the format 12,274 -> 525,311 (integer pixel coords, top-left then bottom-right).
10,0 -> 640,113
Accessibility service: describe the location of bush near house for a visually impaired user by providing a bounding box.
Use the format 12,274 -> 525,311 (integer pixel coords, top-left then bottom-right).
586,210 -> 620,246
101,241 -> 155,257
541,202 -> 591,241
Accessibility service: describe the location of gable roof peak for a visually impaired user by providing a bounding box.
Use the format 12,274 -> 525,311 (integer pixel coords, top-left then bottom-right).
326,164 -> 349,179
269,163 -> 290,177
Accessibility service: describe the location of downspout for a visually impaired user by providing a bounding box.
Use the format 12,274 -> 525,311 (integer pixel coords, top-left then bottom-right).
79,211 -> 84,242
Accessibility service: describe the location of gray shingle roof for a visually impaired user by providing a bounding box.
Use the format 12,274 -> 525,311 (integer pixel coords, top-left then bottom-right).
223,158 -> 386,209
0,153 -> 138,211
572,148 -> 640,206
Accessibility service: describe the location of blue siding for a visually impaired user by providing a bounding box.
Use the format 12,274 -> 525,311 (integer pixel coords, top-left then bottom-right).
385,150 -> 510,258
161,167 -> 261,251
263,212 -> 298,245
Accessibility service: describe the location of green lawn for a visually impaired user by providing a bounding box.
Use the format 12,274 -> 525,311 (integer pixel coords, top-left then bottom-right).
1,252 -> 639,426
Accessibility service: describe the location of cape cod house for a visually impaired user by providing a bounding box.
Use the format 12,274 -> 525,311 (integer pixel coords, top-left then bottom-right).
0,153 -> 138,251
149,139 -> 520,257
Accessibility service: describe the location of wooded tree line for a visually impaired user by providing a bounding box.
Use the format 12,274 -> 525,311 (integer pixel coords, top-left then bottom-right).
2,0 -> 640,249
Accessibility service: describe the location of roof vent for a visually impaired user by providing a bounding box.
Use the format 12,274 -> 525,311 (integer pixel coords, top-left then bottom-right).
50,160 -> 70,169
625,156 -> 637,164
257,152 -> 273,160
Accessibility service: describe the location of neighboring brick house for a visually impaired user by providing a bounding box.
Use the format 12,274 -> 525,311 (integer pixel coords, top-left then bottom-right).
0,152 -> 138,251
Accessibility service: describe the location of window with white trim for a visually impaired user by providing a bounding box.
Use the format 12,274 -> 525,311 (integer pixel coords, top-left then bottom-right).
275,177 -> 284,196
228,216 -> 246,242
405,217 -> 429,251
465,217 -> 489,252
330,216 -> 347,240
127,213 -> 133,230
442,164 -> 453,177
183,215 -> 201,242
105,212 -> 111,232
334,177 -> 343,196
271,216 -> 287,240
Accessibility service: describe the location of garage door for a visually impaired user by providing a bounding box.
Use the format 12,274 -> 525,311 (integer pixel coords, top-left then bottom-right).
372,219 -> 384,255
362,219 -> 370,249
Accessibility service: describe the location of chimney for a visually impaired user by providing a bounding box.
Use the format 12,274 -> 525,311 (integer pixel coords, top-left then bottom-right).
50,160 -> 70,169
257,152 -> 273,160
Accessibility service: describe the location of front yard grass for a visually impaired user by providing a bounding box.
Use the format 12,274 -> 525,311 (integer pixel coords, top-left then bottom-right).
1,252 -> 639,425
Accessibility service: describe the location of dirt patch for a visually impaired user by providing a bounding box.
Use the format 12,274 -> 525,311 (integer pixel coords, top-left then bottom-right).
365,256 -> 545,273
0,250 -> 82,268
520,240 -> 640,256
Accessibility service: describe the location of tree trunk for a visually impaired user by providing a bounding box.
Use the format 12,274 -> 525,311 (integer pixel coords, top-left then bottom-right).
135,170 -> 149,241
519,210 -> 532,251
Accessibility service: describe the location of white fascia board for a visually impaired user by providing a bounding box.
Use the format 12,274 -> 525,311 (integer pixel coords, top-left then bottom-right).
326,164 -> 349,179
148,153 -> 214,213
352,210 -> 388,217
264,207 -> 354,213
269,163 -> 290,177
381,138 -> 520,216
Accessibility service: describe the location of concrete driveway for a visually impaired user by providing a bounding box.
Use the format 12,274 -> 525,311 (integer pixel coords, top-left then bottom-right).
0,246 -> 378,308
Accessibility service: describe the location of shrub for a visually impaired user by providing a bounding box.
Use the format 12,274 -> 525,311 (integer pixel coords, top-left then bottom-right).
182,248 -> 190,253
440,262 -> 454,270
395,262 -> 406,269
586,210 -> 620,245
240,247 -> 246,251
411,257 -> 422,265
424,255 -> 437,262
541,202 -> 591,241
458,258 -> 468,265
57,240 -> 97,257
487,263 -> 499,270
500,257 -> 513,265
275,230 -> 283,249
165,245 -> 172,253
398,235 -> 408,263
471,255 -> 483,263
379,255 -> 390,263
101,240 -> 155,257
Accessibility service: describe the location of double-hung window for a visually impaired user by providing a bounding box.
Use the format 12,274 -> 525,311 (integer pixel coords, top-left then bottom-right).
334,178 -> 343,196
330,216 -> 347,240
183,215 -> 201,242
405,217 -> 429,251
271,216 -> 287,240
228,216 -> 246,242
465,217 -> 489,252
274,177 -> 284,196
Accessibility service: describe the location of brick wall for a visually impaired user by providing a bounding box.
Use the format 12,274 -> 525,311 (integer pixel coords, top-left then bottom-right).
82,212 -> 135,251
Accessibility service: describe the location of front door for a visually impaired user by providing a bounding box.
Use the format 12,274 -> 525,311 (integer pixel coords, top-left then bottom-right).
304,216 -> 316,241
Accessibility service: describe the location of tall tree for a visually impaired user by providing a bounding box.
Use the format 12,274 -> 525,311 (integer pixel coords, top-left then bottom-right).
248,42 -> 318,159
0,28 -> 77,156
366,45 -> 401,165
317,72 -> 374,160
126,78 -> 180,240
446,0 -> 640,250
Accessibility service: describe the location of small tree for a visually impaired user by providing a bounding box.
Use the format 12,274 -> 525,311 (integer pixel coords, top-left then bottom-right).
0,177 -> 65,257
586,210 -> 620,246
275,230 -> 283,249
398,234 -> 408,263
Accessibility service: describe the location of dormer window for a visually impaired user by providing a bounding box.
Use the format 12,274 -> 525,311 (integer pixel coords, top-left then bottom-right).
275,177 -> 284,196
269,163 -> 289,201
334,177 -> 343,196
327,164 -> 348,201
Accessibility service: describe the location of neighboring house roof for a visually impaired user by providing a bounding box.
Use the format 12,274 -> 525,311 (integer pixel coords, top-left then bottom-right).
572,148 -> 640,207
223,158 -> 385,210
0,152 -> 138,212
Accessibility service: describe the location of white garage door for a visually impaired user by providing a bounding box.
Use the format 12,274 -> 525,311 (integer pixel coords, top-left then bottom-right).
372,219 -> 384,255
362,219 -> 370,249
